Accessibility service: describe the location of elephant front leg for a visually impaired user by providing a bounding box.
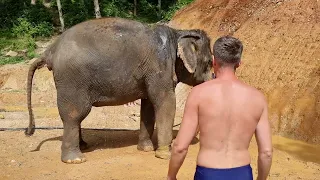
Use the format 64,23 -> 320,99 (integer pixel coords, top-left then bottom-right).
138,99 -> 155,152
153,92 -> 176,159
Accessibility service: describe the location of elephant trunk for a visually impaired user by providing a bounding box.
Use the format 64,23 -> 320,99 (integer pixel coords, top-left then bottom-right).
25,58 -> 45,136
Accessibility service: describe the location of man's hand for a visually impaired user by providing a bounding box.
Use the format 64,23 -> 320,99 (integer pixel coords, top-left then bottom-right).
167,176 -> 177,180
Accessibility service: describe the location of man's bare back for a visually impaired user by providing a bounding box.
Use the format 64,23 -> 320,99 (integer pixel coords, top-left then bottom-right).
167,36 -> 272,180
195,78 -> 266,168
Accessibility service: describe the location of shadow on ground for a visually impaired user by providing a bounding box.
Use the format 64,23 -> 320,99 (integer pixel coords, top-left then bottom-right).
31,129 -> 199,153
273,141 -> 320,164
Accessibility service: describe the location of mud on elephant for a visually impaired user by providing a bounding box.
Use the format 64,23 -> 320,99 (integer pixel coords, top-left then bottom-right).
25,17 -> 213,163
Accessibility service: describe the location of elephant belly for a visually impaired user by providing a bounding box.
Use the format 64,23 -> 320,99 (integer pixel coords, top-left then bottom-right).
91,81 -> 146,107
92,95 -> 143,107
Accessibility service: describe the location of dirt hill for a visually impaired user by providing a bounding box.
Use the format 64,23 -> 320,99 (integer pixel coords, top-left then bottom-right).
169,0 -> 320,144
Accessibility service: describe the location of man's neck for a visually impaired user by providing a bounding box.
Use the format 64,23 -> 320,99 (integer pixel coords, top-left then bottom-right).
215,67 -> 238,81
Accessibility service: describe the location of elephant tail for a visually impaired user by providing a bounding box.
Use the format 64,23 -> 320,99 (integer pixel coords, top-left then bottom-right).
25,58 -> 46,136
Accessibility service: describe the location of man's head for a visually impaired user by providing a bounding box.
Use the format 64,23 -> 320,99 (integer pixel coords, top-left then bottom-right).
212,36 -> 243,73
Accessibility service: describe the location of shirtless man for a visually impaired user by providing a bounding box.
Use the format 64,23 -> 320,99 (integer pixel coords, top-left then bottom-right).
167,36 -> 272,180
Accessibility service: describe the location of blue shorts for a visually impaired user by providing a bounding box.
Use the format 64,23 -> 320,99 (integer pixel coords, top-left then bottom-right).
194,164 -> 253,180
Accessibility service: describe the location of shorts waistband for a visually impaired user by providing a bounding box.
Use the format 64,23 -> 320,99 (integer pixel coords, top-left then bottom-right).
196,164 -> 252,171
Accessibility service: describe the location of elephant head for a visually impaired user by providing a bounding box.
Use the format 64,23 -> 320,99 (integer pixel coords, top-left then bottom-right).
175,30 -> 213,86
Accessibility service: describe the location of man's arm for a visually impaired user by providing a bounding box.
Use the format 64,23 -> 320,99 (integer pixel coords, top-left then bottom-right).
255,98 -> 273,180
167,89 -> 199,180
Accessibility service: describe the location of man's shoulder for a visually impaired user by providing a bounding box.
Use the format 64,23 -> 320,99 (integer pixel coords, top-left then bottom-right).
189,80 -> 215,97
192,80 -> 216,92
247,85 -> 267,105
238,81 -> 266,101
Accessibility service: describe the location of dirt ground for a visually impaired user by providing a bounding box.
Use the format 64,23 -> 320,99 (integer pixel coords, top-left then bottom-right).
0,64 -> 320,179
0,129 -> 319,180
1,0 -> 320,179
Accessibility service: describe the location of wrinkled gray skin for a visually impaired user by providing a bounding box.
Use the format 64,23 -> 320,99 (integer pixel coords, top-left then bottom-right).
26,17 -> 213,164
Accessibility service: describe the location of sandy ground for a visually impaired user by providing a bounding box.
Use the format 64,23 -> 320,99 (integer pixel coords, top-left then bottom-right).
0,129 -> 320,180
0,104 -> 320,180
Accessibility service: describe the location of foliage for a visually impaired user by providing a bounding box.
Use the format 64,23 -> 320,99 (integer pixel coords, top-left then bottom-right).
51,0 -> 95,27
0,0 -> 53,65
0,56 -> 25,65
0,0 -> 195,65
0,0 -> 54,30
12,18 -> 53,37
162,0 -> 194,21
0,34 -> 37,65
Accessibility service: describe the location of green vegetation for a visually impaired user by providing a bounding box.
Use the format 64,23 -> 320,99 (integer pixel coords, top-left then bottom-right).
0,0 -> 194,65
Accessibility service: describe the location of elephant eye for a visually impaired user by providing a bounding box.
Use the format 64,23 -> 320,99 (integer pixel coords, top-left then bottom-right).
191,42 -> 198,52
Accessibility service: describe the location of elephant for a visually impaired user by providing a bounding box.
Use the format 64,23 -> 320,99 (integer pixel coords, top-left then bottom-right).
25,17 -> 213,164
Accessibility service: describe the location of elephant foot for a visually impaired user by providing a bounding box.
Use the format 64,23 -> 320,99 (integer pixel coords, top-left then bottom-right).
80,140 -> 89,150
137,139 -> 154,152
155,146 -> 171,159
61,150 -> 86,164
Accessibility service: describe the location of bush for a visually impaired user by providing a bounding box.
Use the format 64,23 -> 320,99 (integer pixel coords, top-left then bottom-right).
162,0 -> 194,21
0,0 -> 54,29
0,34 -> 37,65
33,21 -> 54,37
0,56 -> 24,65
101,0 -> 134,20
12,18 -> 53,37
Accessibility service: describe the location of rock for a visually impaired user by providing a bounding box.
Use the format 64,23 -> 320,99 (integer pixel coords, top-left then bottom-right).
5,50 -> 18,57
18,49 -> 28,57
27,58 -> 38,65
0,114 -> 4,119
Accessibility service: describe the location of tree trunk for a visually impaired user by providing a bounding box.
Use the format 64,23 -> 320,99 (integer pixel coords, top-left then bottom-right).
93,0 -> 101,18
56,0 -> 65,32
134,0 -> 137,16
158,0 -> 161,18
31,0 -> 36,5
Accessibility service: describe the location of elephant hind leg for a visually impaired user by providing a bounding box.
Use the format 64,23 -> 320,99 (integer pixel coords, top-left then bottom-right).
79,126 -> 89,150
137,98 -> 155,152
57,90 -> 92,164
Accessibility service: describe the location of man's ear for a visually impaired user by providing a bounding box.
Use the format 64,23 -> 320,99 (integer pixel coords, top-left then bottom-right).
212,55 -> 216,66
235,60 -> 241,68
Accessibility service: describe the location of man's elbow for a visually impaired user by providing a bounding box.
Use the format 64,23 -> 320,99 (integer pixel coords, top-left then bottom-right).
258,149 -> 273,160
172,142 -> 188,154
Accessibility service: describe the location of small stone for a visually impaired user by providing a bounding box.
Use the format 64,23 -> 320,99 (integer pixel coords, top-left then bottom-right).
27,58 -> 38,65
18,49 -> 28,56
0,114 -> 4,119
17,49 -> 27,53
5,50 -> 18,57
11,160 -> 16,163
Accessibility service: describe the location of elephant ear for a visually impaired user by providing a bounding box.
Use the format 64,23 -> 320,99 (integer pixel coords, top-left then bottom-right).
177,31 -> 201,73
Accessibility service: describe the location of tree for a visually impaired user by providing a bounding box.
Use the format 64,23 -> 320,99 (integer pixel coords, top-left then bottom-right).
134,0 -> 137,16
158,0 -> 161,18
56,0 -> 65,31
93,0 -> 101,18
